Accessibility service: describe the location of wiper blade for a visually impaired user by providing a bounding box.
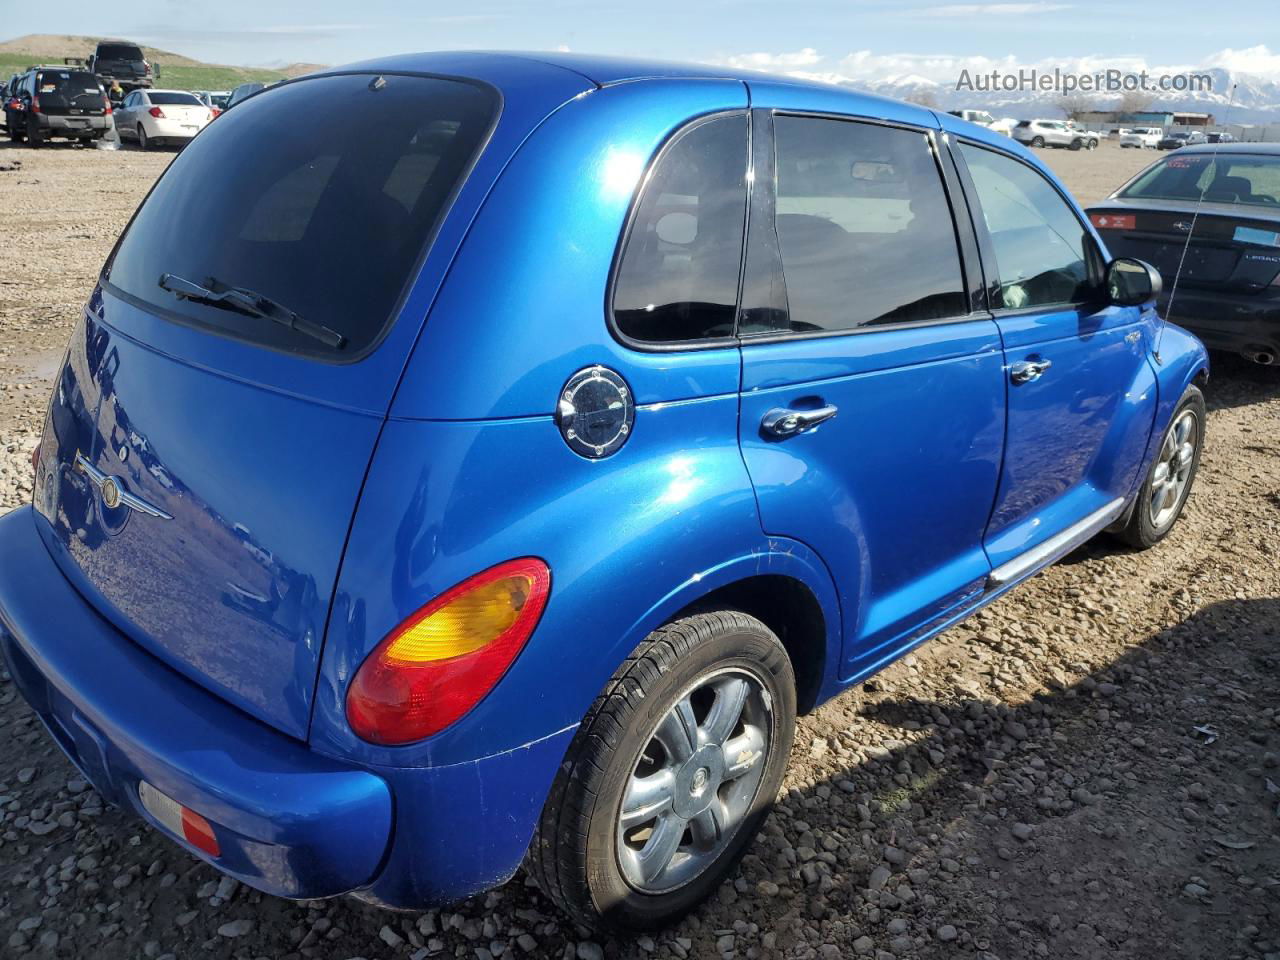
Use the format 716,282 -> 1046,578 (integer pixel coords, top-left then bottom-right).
158,273 -> 345,349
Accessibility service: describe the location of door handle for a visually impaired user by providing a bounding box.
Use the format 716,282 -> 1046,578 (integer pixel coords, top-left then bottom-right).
1009,358 -> 1052,384
761,405 -> 838,438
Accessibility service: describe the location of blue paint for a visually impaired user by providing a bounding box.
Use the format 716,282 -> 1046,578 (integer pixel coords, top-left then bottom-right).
0,53 -> 1206,910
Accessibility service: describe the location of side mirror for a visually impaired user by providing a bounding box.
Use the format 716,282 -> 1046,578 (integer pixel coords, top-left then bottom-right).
1107,257 -> 1162,306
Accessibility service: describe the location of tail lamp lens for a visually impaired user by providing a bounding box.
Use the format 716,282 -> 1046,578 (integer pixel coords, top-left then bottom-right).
1089,212 -> 1135,231
148,106 -> 165,118
346,558 -> 551,745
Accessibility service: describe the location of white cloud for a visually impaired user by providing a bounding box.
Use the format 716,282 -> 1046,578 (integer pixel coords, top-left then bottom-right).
922,2 -> 1071,15
706,45 -> 1280,86
715,48 -> 823,72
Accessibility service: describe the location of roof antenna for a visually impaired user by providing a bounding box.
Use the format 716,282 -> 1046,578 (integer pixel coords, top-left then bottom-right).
1155,81 -> 1237,363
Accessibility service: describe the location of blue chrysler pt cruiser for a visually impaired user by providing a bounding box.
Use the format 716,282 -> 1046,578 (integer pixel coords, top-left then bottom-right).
0,52 -> 1207,930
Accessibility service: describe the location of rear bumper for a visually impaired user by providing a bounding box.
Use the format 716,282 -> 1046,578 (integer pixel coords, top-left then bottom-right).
0,506 -> 392,900
1159,289 -> 1280,357
34,114 -> 110,136
0,505 -> 575,908
147,118 -> 203,141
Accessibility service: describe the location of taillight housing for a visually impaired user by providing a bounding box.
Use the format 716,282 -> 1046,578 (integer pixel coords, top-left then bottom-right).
30,96 -> 40,114
346,558 -> 551,744
103,96 -> 112,115
1090,212 -> 1135,231
148,106 -> 165,118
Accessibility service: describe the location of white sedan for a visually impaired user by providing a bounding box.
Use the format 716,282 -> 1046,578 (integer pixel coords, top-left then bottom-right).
115,89 -> 213,150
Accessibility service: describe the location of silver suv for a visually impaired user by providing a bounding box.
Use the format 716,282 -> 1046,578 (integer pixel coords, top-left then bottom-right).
1013,119 -> 1098,151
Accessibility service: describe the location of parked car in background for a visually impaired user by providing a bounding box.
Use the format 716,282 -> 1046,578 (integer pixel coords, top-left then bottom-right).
0,74 -> 21,130
86,40 -> 156,93
114,89 -> 213,149
1207,132 -> 1236,144
1158,131 -> 1207,150
224,82 -> 267,110
193,90 -> 230,113
0,52 -> 1208,933
1121,127 -> 1163,149
948,108 -> 995,127
1089,143 -> 1280,365
3,66 -> 112,146
988,116 -> 1018,136
1108,127 -> 1132,140
1012,118 -> 1098,150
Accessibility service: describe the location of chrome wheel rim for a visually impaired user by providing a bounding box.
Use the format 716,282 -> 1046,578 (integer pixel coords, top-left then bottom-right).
1149,409 -> 1198,529
615,668 -> 773,894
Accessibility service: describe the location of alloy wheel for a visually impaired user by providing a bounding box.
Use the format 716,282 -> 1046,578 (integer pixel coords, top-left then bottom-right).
615,669 -> 773,894
1149,408 -> 1198,529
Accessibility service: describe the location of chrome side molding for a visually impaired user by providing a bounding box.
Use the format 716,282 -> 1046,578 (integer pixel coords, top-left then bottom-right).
987,497 -> 1126,589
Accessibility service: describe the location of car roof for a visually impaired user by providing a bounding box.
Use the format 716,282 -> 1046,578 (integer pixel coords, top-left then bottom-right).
316,50 -> 942,119
1174,142 -> 1280,156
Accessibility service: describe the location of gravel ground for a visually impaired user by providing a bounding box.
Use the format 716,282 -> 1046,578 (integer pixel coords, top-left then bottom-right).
1,138 -> 1278,960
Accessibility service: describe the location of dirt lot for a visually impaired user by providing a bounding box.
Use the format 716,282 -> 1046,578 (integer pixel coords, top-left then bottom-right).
1,138 -> 1278,960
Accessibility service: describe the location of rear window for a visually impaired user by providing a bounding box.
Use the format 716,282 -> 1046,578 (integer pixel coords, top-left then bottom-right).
1120,153 -> 1280,208
149,92 -> 202,106
105,73 -> 497,360
98,44 -> 143,60
36,71 -> 100,94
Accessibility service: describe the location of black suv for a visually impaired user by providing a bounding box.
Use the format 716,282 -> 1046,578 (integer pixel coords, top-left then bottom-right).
4,67 -> 112,146
1,75 -> 21,130
87,41 -> 155,91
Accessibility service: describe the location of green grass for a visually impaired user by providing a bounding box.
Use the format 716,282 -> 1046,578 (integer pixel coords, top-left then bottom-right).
0,53 -> 285,92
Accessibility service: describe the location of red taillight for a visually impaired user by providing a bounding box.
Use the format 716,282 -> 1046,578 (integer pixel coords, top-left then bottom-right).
148,106 -> 165,118
30,96 -> 40,114
103,96 -> 112,115
211,107 -> 221,118
1090,212 -> 1135,231
346,558 -> 551,744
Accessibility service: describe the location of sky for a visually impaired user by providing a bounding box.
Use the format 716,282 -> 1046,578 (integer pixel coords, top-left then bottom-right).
7,0 -> 1280,83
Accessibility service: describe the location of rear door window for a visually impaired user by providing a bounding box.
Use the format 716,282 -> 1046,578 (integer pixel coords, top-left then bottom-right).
611,114 -> 749,344
105,73 -> 496,360
756,115 -> 966,334
98,44 -> 144,61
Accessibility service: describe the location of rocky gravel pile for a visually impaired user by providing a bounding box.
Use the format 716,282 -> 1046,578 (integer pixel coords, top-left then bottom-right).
1,141 -> 1277,960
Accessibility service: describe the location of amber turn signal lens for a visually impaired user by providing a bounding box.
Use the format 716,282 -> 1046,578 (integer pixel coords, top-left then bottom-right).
346,557 -> 551,745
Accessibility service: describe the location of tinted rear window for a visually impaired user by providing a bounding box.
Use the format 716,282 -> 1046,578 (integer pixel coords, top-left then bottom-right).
149,92 -> 202,106
36,71 -> 100,94
98,44 -> 143,60
106,74 -> 496,360
1120,153 -> 1280,208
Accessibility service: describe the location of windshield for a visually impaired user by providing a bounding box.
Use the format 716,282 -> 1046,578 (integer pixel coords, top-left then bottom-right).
98,44 -> 144,61
105,73 -> 497,360
1120,153 -> 1280,208
149,92 -> 202,106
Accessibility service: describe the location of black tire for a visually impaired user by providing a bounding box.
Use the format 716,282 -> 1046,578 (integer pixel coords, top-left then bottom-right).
1031,136 -> 1045,147
1118,384 -> 1205,549
1088,137 -> 1099,149
529,610 -> 796,931
27,124 -> 43,148
1069,138 -> 1082,151
138,126 -> 150,151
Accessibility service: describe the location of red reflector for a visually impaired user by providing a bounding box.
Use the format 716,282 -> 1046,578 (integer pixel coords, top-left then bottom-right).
346,558 -> 552,744
1090,212 -> 1135,231
137,781 -> 221,858
181,808 -> 221,857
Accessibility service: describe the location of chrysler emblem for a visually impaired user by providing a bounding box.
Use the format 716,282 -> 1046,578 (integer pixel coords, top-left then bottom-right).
74,451 -> 172,520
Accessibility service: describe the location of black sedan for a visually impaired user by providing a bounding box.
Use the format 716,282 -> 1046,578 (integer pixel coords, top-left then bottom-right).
1088,143 -> 1280,365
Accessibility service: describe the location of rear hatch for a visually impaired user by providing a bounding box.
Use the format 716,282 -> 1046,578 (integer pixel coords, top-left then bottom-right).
34,69 -> 107,117
31,71 -> 507,739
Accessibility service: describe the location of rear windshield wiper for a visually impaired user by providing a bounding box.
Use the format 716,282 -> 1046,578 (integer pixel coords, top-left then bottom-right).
158,273 -> 345,349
